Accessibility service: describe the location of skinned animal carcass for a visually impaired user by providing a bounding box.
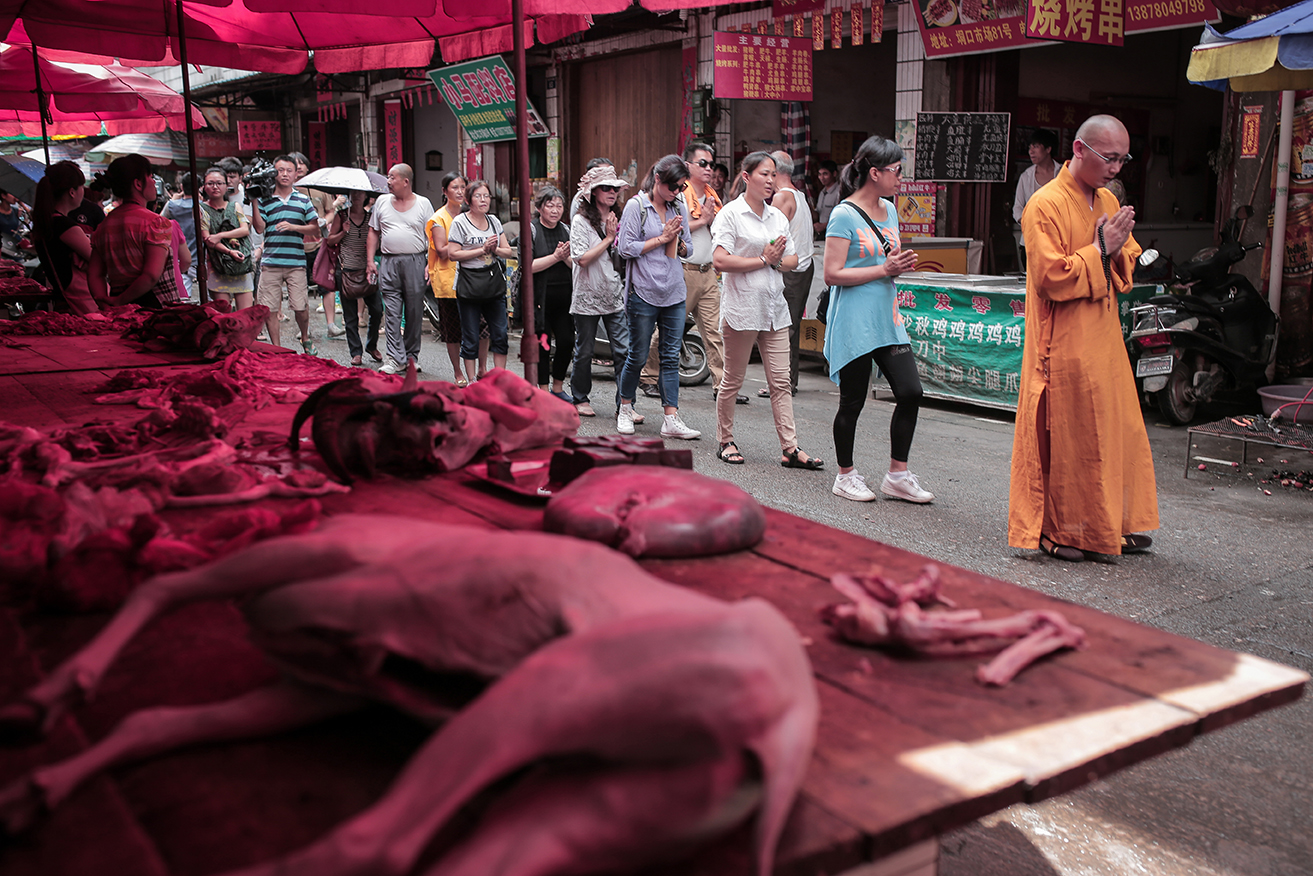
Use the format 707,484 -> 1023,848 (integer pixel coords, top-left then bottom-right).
289,366 -> 579,483
0,516 -> 817,876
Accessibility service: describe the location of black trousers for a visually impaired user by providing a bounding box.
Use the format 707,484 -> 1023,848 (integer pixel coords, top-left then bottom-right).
833,344 -> 923,469
535,283 -> 575,386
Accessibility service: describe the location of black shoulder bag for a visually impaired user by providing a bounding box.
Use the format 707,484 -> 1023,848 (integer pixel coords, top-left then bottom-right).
816,201 -> 894,325
455,215 -> 508,301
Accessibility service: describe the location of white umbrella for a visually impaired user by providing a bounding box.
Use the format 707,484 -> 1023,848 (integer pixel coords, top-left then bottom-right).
295,166 -> 388,195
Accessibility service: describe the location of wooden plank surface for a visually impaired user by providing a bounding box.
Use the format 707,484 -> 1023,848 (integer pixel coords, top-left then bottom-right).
0,335 -> 213,376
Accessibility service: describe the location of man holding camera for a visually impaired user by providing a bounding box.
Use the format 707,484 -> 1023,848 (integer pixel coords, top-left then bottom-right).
250,155 -> 320,355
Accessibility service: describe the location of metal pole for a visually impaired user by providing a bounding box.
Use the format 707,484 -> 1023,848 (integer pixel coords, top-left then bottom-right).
30,46 -> 51,165
175,0 -> 207,303
1267,89 -> 1294,380
513,0 -> 536,383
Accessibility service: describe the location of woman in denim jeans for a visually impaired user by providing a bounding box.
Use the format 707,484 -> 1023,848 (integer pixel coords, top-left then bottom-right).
615,155 -> 699,440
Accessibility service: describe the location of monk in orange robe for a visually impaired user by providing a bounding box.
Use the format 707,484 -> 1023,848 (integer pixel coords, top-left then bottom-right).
1008,115 -> 1158,561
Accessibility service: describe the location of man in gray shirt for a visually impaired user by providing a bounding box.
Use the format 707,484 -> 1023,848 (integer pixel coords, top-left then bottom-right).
366,164 -> 434,374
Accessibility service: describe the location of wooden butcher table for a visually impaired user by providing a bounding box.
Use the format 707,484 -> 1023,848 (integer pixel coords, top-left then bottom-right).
0,334 -> 1306,876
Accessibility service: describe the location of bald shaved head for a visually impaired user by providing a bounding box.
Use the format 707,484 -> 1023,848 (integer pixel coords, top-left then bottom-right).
390,164 -> 414,183
386,163 -> 414,197
1075,115 -> 1127,144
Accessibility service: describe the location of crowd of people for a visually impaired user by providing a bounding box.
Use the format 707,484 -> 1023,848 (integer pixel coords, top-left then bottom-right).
20,113 -> 1157,559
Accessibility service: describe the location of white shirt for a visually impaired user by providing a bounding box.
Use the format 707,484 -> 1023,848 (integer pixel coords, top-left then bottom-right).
816,182 -> 841,227
1013,160 -> 1061,239
369,193 -> 434,255
710,196 -> 797,332
774,187 -> 812,273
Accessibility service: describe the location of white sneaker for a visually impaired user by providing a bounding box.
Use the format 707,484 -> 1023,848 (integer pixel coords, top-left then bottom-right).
379,358 -> 405,375
660,413 -> 700,440
624,404 -> 645,424
316,303 -> 325,313
833,471 -> 877,502
617,405 -> 635,435
881,471 -> 935,504
326,321 -> 347,337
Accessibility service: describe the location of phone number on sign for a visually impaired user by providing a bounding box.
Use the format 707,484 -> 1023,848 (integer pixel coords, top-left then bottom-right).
1127,0 -> 1209,22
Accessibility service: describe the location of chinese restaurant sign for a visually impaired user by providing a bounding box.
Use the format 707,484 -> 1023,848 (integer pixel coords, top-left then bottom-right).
428,56 -> 549,145
237,120 -> 281,152
897,281 -> 1159,409
712,31 -> 814,102
1025,0 -> 1123,46
916,0 -> 1216,57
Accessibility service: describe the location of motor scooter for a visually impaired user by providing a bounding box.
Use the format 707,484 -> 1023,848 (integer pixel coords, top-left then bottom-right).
593,313 -> 711,387
1128,206 -> 1275,425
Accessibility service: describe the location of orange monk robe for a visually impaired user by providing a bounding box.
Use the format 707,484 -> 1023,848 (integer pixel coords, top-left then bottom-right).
1008,163 -> 1159,556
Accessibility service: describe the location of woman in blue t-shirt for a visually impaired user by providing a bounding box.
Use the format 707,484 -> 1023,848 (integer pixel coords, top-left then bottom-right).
821,136 -> 933,505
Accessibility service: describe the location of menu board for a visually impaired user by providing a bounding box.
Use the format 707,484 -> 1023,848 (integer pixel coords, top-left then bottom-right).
712,31 -> 814,102
914,112 -> 1011,183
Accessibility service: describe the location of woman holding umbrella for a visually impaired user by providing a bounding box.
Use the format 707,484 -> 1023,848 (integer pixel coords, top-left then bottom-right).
325,188 -> 383,366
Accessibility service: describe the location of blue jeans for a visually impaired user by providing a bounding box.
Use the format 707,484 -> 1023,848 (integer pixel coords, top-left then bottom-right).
618,294 -> 684,409
458,296 -> 509,360
571,310 -> 630,408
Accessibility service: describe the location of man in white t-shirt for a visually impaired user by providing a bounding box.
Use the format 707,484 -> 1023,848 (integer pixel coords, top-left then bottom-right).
367,164 -> 435,374
813,160 -> 841,236
770,151 -> 815,396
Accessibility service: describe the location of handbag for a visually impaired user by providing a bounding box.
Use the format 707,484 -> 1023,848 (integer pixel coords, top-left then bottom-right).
338,266 -> 376,301
311,242 -> 338,292
203,201 -> 253,276
819,202 -> 895,326
456,262 -> 507,300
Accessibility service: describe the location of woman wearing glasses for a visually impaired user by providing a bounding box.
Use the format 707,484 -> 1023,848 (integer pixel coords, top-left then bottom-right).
822,135 -> 934,504
615,154 -> 698,439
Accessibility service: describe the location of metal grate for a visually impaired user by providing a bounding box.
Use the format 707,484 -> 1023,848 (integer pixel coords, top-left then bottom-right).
1188,417 -> 1313,451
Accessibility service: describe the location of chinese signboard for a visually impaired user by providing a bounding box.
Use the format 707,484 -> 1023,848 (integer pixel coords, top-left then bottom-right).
1025,0 -> 1123,46
772,0 -> 825,15
427,56 -> 549,145
712,31 -> 814,102
306,121 -> 327,171
194,131 -> 239,159
916,0 -> 1215,57
383,100 -> 403,169
897,281 -> 1159,410
1241,104 -> 1262,160
914,112 -> 1010,182
897,182 -> 938,236
237,120 -> 281,152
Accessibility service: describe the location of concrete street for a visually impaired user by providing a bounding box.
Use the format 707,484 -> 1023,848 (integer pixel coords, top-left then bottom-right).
304,314 -> 1313,876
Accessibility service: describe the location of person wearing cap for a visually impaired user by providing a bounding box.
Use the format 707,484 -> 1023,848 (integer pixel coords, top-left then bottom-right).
568,166 -> 635,419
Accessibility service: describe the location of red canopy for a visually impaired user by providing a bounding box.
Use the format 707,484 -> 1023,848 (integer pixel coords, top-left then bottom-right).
0,43 -> 205,137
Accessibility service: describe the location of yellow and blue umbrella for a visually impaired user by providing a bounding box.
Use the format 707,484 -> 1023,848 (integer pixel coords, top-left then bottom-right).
1189,0 -> 1313,91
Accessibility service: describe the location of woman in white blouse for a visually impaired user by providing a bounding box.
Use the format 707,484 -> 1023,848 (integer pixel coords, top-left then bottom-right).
710,152 -> 823,470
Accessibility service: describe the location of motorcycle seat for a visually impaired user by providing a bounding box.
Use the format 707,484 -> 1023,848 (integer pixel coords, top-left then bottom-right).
1149,294 -> 1220,316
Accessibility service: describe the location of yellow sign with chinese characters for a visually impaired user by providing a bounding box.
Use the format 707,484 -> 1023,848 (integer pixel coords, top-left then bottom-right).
1025,0 -> 1123,46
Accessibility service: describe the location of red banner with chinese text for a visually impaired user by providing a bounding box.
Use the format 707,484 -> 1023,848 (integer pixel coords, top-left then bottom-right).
237,120 -> 281,152
1024,0 -> 1123,47
774,0 -> 825,14
1241,104 -> 1262,160
712,31 -> 815,102
916,0 -> 1214,57
383,100 -> 403,170
306,122 -> 327,171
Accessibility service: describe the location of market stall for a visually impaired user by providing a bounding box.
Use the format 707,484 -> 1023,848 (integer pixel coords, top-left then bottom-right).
0,328 -> 1305,876
802,272 -> 1163,412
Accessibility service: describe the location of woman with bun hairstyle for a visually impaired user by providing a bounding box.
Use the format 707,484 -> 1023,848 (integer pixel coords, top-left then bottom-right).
822,135 -> 933,504
32,161 -> 98,314
87,153 -> 181,309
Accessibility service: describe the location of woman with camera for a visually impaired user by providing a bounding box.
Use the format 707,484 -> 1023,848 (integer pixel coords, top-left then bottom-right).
199,167 -> 254,311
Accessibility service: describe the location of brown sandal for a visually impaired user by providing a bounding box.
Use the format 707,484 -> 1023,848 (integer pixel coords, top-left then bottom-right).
1039,534 -> 1085,563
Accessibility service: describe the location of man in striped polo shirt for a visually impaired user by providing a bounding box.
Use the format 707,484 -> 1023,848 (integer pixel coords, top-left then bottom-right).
250,155 -> 321,354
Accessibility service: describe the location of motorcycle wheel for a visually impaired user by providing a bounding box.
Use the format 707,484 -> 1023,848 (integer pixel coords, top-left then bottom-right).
1157,363 -> 1197,425
422,297 -> 442,336
679,334 -> 711,386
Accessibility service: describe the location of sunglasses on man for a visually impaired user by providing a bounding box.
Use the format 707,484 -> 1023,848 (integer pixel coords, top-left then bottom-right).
689,158 -> 714,168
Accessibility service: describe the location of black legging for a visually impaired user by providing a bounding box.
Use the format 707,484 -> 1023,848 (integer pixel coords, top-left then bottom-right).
833,344 -> 923,469
535,283 -> 575,386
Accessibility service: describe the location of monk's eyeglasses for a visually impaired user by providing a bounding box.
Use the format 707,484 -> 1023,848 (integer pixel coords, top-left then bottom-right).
1076,139 -> 1132,168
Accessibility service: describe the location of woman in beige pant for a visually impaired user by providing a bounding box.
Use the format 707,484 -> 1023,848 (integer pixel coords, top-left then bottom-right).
710,152 -> 823,470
